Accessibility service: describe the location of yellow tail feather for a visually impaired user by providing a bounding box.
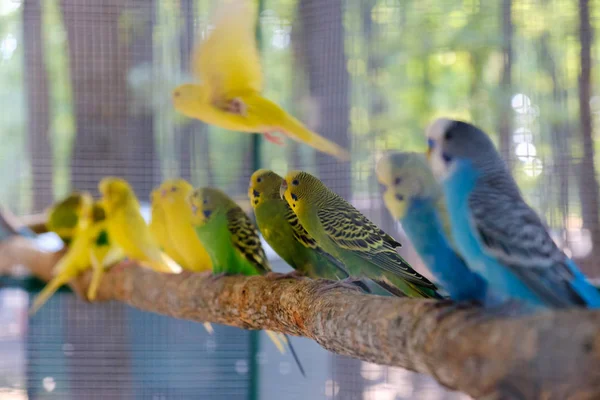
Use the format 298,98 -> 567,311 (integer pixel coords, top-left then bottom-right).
29,276 -> 70,316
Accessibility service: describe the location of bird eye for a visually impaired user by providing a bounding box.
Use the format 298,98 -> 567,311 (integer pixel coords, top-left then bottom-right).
256,177 -> 262,183
442,152 -> 453,163
171,186 -> 177,192
395,194 -> 404,201
292,179 -> 299,186
174,91 -> 180,97
394,177 -> 402,185
291,193 -> 298,201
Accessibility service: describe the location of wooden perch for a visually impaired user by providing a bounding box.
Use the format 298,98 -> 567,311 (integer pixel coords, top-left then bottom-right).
2,237 -> 600,399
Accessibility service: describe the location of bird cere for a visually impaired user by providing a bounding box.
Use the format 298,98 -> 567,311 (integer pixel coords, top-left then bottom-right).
25,0 -> 600,391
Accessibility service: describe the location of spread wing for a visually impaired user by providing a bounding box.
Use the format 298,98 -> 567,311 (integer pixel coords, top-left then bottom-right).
469,190 -> 584,307
227,207 -> 270,274
317,197 -> 436,288
192,0 -> 262,98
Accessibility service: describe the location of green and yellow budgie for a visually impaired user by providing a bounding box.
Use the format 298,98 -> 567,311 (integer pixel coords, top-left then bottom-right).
189,187 -> 306,376
30,200 -> 125,314
171,0 -> 349,161
149,187 -> 189,268
248,169 -> 348,280
157,179 -> 212,272
45,192 -> 94,245
99,177 -> 181,274
280,171 -> 442,299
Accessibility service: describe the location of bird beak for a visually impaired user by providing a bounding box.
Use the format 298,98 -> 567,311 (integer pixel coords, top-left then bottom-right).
280,180 -> 288,200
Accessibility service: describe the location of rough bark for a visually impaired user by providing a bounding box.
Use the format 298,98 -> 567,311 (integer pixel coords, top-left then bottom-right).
498,0 -> 514,170
577,0 -> 600,274
23,0 -> 54,212
2,236 -> 600,399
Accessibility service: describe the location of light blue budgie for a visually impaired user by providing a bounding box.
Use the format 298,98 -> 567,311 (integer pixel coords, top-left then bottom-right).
426,118 -> 600,309
376,151 -> 489,303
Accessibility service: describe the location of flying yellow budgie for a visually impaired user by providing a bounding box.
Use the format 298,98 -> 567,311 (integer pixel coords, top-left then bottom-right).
99,177 -> 182,274
30,200 -> 124,314
157,179 -> 212,272
171,0 -> 350,161
149,187 -> 189,268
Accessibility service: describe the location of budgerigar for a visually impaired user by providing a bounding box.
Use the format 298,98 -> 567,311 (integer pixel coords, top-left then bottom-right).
149,187 -> 189,268
158,179 -> 212,272
30,201 -> 124,314
171,0 -> 349,161
376,151 -> 488,302
189,187 -> 305,376
46,192 -> 94,244
280,171 -> 441,299
249,169 -> 349,280
99,177 -> 182,274
426,118 -> 600,309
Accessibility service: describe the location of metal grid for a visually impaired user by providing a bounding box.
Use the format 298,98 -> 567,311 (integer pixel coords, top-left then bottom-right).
1,0 -> 599,398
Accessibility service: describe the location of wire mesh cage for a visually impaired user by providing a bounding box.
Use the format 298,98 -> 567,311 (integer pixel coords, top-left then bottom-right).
1,0 -> 599,398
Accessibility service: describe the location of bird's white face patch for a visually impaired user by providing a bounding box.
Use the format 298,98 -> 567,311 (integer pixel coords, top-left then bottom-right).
426,118 -> 455,182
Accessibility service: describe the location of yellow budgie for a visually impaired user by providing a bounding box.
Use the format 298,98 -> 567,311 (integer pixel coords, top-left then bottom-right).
30,201 -> 124,314
99,177 -> 182,274
158,179 -> 213,272
171,0 -> 349,161
45,192 -> 94,244
149,187 -> 189,268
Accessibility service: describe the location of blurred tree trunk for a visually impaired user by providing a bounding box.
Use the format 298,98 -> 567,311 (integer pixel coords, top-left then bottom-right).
297,0 -> 351,199
498,0 -> 514,170
23,0 -> 53,212
297,1 -> 358,397
539,32 -> 572,253
60,0 -> 156,397
179,0 -> 213,185
62,0 -> 156,199
577,0 -> 600,273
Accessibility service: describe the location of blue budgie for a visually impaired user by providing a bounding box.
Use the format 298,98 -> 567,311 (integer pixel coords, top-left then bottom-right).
376,151 -> 489,303
426,118 -> 600,309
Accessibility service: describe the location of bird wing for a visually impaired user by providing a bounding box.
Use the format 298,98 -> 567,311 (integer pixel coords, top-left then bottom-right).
469,190 -> 585,307
316,198 -> 436,288
285,204 -> 349,277
226,207 -> 270,274
192,0 -> 262,99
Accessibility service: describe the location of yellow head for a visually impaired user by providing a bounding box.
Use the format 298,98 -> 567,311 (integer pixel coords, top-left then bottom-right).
280,170 -> 331,213
172,84 -> 211,118
98,177 -> 136,212
160,178 -> 194,204
188,187 -> 237,226
376,152 -> 441,220
248,169 -> 284,209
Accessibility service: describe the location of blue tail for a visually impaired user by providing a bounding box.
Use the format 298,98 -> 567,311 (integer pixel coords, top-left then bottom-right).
566,259 -> 600,308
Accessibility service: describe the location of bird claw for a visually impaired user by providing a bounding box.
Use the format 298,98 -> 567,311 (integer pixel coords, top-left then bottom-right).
315,277 -> 364,296
264,131 -> 285,146
225,97 -> 247,116
265,270 -> 305,281
208,272 -> 228,282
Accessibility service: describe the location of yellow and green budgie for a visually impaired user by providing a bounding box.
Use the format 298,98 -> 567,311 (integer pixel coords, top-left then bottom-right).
149,187 -> 189,268
171,0 -> 349,161
30,200 -> 125,314
157,179 -> 212,272
280,171 -> 442,299
99,177 -> 181,274
248,169 -> 349,280
45,192 -> 94,244
189,187 -> 306,377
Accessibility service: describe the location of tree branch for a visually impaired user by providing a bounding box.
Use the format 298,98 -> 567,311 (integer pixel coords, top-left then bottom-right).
2,236 -> 600,399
